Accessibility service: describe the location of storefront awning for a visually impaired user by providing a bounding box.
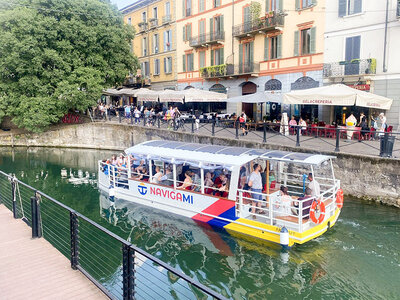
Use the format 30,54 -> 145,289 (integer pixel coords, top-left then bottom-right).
135,89 -> 160,102
227,91 -> 283,104
283,84 -> 393,110
183,89 -> 227,102
158,90 -> 184,103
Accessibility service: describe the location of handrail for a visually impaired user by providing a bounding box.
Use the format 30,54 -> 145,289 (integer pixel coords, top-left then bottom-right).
0,170 -> 227,300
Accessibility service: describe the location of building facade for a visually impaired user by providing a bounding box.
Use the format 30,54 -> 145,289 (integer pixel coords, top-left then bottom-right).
323,0 -> 400,128
122,0 -> 178,90
176,0 -> 326,121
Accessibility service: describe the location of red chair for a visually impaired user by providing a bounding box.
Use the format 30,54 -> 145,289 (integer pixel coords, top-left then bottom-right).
352,127 -> 361,140
386,126 -> 393,134
326,125 -> 336,138
311,124 -> 318,136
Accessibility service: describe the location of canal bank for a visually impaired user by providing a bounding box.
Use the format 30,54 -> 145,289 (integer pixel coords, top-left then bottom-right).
0,123 -> 399,208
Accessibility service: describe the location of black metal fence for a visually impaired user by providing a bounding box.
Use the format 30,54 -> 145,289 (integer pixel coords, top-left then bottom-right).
0,170 -> 227,300
92,112 -> 400,158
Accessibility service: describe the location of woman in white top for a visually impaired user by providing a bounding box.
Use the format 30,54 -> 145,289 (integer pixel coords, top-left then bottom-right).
152,166 -> 163,184
275,186 -> 293,217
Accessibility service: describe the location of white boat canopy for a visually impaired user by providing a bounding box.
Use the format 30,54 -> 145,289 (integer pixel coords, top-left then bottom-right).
283,84 -> 393,110
125,141 -> 335,168
227,91 -> 283,104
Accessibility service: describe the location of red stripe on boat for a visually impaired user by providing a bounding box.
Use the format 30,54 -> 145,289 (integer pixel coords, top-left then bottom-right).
192,199 -> 235,222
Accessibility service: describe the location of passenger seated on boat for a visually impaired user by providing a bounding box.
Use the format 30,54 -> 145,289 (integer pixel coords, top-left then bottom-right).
116,153 -> 125,167
192,171 -> 201,192
292,188 -> 314,219
135,160 -> 145,173
204,172 -> 214,194
217,179 -> 229,198
178,170 -> 193,190
307,173 -> 321,198
137,167 -> 149,181
275,186 -> 293,216
160,167 -> 173,186
152,166 -> 163,184
111,154 -> 118,165
238,166 -> 247,189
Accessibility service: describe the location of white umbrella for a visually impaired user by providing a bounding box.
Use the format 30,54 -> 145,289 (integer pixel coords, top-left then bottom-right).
227,91 -> 283,103
136,89 -> 159,102
283,84 -> 393,109
103,88 -> 120,96
158,90 -> 185,103
183,88 -> 227,102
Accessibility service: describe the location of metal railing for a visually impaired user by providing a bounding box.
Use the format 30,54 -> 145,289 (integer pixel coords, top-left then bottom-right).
162,14 -> 172,24
149,18 -> 158,28
233,13 -> 284,37
189,31 -> 225,47
323,59 -> 376,77
137,22 -> 148,32
0,170 -> 226,300
91,111 -> 400,158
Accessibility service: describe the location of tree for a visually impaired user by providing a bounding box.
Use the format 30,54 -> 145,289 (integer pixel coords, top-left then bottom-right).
0,0 -> 138,132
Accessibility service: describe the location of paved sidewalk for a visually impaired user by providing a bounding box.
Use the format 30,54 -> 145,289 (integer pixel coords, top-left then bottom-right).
0,205 -> 107,300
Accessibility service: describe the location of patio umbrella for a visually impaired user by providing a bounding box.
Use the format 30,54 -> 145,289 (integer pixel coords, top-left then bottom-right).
115,88 -> 137,96
102,88 -> 120,96
136,89 -> 160,102
226,91 -> 283,103
158,90 -> 185,103
183,88 -> 227,102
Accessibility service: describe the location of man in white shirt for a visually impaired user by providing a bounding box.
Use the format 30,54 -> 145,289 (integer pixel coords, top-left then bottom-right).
248,163 -> 263,217
307,173 -> 320,198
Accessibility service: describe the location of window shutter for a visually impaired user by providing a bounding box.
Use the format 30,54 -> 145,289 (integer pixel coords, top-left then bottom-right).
151,36 -> 154,54
264,37 -> 269,61
338,0 -> 347,17
294,31 -> 299,56
220,15 -> 224,32
310,27 -> 316,54
183,26 -> 186,41
164,31 -> 167,51
311,0 -> 317,6
278,0 -> 283,11
266,0 -> 270,12
354,0 -> 362,14
211,49 -> 215,65
295,0 -> 300,11
220,48 -> 224,64
250,42 -> 254,63
168,30 -> 172,49
239,44 -> 243,72
210,18 -> 213,33
164,57 -> 166,73
169,57 -> 173,72
182,0 -> 185,17
183,55 -> 186,72
277,35 -> 282,58
188,24 -> 192,40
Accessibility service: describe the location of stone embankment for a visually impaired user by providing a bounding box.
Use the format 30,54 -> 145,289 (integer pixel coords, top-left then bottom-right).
0,122 -> 399,208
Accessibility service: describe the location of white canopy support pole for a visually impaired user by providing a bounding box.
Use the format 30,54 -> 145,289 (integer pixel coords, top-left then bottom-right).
310,165 -> 318,200
127,156 -> 131,178
148,158 -> 153,183
200,165 -> 204,194
173,163 -> 177,190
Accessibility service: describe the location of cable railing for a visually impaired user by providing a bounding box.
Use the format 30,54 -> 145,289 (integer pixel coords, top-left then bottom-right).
0,170 -> 227,300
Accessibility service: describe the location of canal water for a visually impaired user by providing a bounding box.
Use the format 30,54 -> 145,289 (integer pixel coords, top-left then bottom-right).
0,147 -> 399,299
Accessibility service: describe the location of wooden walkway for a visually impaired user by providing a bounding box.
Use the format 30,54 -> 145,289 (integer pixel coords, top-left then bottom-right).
0,205 -> 107,300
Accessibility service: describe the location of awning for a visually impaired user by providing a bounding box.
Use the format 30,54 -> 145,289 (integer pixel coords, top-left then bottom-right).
183,89 -> 227,102
283,84 -> 393,110
227,91 -> 283,104
103,88 -> 120,96
158,90 -> 185,103
136,89 -> 159,102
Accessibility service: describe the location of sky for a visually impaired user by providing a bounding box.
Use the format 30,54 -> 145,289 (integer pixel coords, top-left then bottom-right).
111,0 -> 137,9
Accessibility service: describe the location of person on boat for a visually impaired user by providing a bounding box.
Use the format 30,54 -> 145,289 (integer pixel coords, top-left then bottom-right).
307,173 -> 320,198
276,186 -> 292,216
238,166 -> 247,189
214,173 -> 226,188
217,178 -> 230,198
191,171 -> 201,192
135,160 -> 145,174
111,154 -> 118,165
160,167 -> 173,186
152,166 -> 163,184
204,172 -> 215,194
292,187 -> 313,219
116,153 -> 125,167
178,170 -> 193,190
248,163 -> 263,217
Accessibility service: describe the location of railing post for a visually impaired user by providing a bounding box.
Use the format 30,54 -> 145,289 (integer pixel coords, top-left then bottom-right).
157,114 -> 161,128
191,116 -> 195,133
335,128 -> 340,152
143,113 -> 146,126
296,125 -> 301,147
130,111 -> 133,125
122,244 -> 135,300
212,118 -> 215,136
173,117 -> 177,131
30,195 -> 42,238
11,177 -> 17,219
263,122 -> 267,143
70,211 -> 79,270
235,120 -> 239,139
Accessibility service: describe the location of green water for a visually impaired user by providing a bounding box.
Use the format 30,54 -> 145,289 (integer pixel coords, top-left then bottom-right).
0,147 -> 399,299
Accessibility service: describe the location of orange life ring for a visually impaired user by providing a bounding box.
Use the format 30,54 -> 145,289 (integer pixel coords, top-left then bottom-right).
310,200 -> 326,224
336,189 -> 344,209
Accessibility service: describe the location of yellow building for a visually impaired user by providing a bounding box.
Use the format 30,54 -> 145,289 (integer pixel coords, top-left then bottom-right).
176,0 -> 326,121
122,0 -> 177,90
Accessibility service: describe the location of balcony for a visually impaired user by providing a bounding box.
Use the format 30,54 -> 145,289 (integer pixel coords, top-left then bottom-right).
138,22 -> 148,33
189,31 -> 225,48
149,18 -> 158,29
323,59 -> 377,78
162,15 -> 172,24
233,13 -> 284,38
200,62 -> 260,79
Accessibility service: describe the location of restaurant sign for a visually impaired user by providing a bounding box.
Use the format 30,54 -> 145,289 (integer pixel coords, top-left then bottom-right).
349,84 -> 370,92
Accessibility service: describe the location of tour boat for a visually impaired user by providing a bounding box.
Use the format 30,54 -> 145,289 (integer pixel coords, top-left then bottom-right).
98,141 -> 343,248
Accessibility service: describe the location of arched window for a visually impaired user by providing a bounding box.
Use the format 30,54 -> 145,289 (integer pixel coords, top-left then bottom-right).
240,81 -> 257,95
291,76 -> 319,90
184,85 -> 194,90
265,79 -> 282,91
209,84 -> 227,94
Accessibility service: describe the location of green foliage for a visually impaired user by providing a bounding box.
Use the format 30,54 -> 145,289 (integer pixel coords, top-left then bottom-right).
200,64 -> 226,77
250,2 -> 261,22
0,0 -> 139,132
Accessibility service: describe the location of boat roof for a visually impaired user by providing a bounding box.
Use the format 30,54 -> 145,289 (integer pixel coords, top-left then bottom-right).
125,141 -> 335,167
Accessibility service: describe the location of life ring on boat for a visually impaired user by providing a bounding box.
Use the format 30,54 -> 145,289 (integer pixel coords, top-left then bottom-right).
336,189 -> 344,209
310,200 -> 326,224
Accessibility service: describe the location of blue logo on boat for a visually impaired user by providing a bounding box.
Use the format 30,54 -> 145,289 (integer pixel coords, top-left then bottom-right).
138,183 -> 147,195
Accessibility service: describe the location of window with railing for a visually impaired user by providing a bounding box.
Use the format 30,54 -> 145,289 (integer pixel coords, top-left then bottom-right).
183,0 -> 191,17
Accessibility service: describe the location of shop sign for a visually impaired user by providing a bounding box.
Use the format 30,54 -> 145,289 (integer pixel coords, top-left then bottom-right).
349,84 -> 370,92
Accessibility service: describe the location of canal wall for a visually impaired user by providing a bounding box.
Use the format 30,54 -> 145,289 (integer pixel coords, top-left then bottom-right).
0,122 -> 399,208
